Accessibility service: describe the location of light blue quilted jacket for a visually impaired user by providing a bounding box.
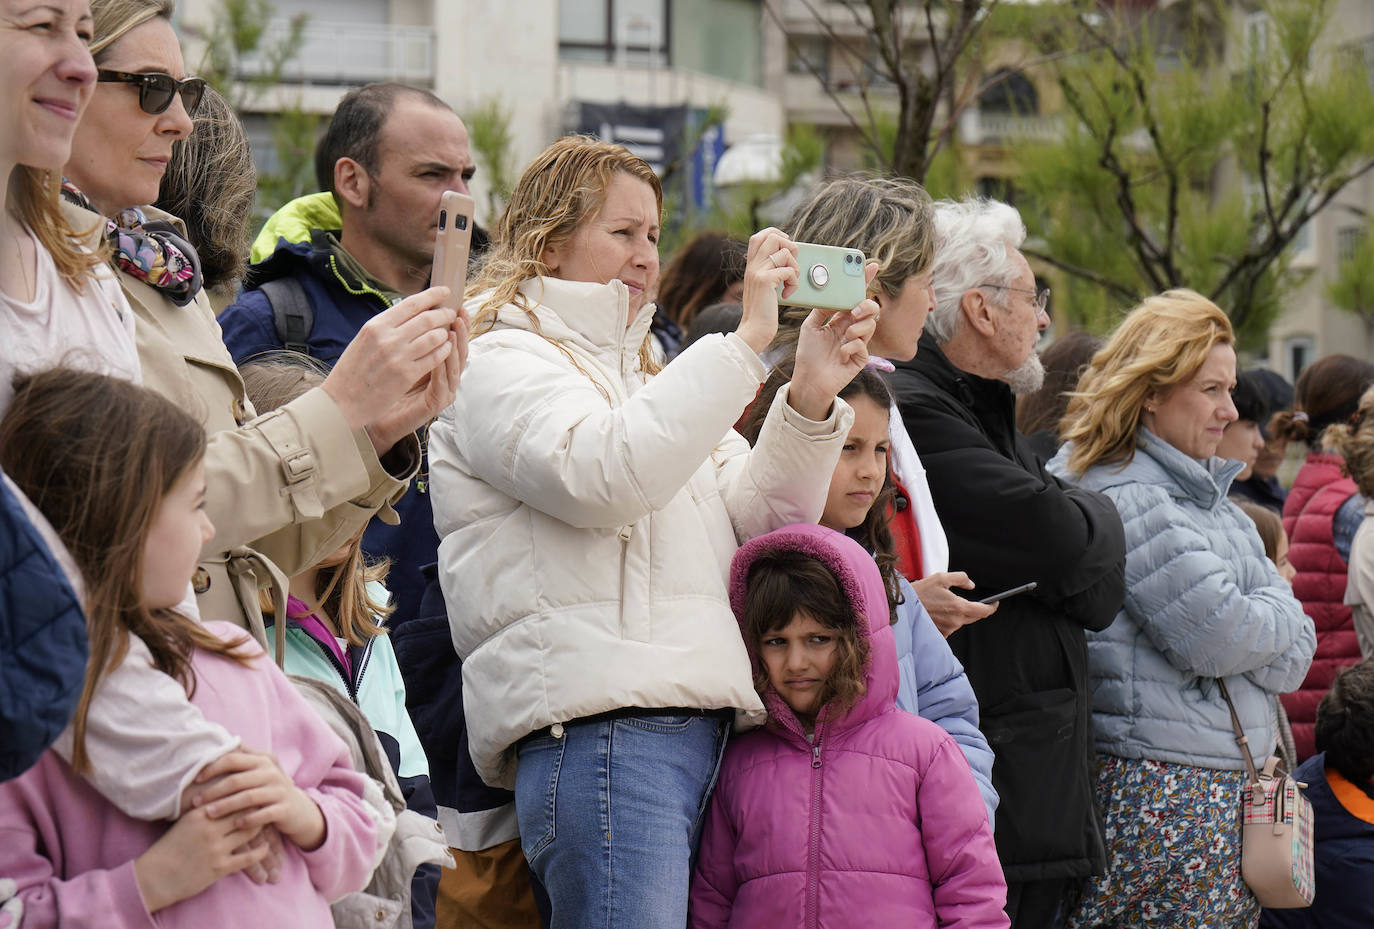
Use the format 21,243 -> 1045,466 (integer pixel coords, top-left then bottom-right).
1048,430 -> 1315,770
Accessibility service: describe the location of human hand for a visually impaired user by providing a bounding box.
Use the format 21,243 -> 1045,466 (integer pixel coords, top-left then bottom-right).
787,263 -> 880,420
914,572 -> 998,637
190,749 -> 326,852
735,228 -> 799,354
322,287 -> 459,451
181,756 -> 285,884
367,312 -> 468,449
133,808 -> 271,913
0,878 -> 21,929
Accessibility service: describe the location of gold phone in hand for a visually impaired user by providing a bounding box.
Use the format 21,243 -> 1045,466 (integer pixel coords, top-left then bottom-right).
430,191 -> 475,310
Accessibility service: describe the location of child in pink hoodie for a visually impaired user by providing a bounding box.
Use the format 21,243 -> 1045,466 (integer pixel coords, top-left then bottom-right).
691,523 -> 1007,929
0,369 -> 381,929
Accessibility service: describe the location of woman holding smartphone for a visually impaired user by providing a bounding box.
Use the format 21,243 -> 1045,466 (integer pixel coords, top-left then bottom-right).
61,0 -> 466,634
428,135 -> 878,928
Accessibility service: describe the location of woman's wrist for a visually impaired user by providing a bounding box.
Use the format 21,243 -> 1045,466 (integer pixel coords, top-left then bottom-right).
784,381 -> 833,422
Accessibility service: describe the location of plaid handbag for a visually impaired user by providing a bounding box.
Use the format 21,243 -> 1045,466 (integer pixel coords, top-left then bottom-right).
1219,679 -> 1316,909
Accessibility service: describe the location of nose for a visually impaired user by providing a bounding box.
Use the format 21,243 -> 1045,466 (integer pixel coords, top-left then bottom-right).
783,642 -> 808,674
158,91 -> 195,139
59,35 -> 97,87
201,511 -> 216,546
1219,391 -> 1239,424
1035,304 -> 1050,332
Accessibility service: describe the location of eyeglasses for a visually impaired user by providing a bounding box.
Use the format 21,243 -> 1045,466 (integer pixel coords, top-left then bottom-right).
979,283 -> 1050,315
97,70 -> 206,117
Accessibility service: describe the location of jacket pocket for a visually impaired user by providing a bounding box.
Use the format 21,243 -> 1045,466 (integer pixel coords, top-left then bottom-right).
981,688 -> 1096,869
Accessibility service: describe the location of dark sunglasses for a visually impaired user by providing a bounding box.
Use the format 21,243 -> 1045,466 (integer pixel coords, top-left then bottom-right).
97,69 -> 206,117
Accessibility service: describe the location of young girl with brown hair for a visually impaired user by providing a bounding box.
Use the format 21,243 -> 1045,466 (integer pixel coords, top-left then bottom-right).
0,368 -> 381,928
690,523 -> 1006,928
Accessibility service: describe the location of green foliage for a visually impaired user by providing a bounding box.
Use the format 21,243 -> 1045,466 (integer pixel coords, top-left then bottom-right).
1013,0 -> 1374,345
465,97 -> 517,221
190,0 -> 307,110
1328,219 -> 1374,322
254,105 -> 323,223
189,0 -> 315,222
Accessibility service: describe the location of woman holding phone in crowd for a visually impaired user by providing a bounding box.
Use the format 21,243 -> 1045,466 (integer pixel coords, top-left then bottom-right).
62,0 -> 466,635
428,135 -> 878,928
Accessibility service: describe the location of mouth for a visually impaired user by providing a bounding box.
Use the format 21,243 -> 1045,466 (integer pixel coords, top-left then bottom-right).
622,280 -> 644,295
35,97 -> 81,120
138,156 -> 170,172
785,678 -> 819,689
847,491 -> 874,503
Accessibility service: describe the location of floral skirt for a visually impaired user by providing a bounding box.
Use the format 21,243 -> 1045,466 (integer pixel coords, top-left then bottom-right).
1065,755 -> 1258,929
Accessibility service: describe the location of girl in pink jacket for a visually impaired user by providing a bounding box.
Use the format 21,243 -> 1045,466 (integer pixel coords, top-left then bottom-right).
691,523 -> 1007,929
0,369 -> 380,929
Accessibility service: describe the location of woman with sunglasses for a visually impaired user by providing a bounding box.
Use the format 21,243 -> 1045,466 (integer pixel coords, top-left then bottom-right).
62,0 -> 470,636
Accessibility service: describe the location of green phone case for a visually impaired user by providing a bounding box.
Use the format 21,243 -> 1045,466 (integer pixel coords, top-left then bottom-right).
778,243 -> 867,312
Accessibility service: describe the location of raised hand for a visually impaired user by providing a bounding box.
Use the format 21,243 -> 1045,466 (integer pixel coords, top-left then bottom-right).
913,571 -> 998,637
787,262 -> 880,420
735,227 -> 799,354
190,749 -> 326,852
322,286 -> 463,453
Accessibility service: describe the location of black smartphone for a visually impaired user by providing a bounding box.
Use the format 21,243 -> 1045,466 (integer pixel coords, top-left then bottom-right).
978,581 -> 1038,604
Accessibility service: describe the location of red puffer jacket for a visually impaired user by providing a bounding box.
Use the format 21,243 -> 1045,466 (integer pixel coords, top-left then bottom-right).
1281,453 -> 1360,760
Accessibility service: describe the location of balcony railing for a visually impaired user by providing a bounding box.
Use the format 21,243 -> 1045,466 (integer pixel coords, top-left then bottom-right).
237,20 -> 436,87
959,109 -> 1062,145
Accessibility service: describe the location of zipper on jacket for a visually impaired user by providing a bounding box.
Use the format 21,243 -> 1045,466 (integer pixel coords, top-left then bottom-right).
297,625 -> 370,704
805,726 -> 825,929
617,523 -> 634,637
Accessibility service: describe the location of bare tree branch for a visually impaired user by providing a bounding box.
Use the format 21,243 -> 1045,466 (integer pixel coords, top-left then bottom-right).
1021,246 -> 1143,304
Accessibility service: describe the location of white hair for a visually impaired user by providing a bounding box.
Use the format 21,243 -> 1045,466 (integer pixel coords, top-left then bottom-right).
925,197 -> 1028,345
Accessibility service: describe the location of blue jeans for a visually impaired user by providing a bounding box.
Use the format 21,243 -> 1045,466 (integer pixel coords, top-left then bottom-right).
514,712 -> 728,929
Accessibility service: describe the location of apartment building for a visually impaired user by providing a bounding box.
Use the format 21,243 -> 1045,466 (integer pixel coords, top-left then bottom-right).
175,0 -> 785,226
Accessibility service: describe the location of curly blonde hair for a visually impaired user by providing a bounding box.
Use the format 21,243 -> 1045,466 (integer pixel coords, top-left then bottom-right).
1059,289 -> 1234,477
468,136 -> 664,379
1326,386 -> 1374,499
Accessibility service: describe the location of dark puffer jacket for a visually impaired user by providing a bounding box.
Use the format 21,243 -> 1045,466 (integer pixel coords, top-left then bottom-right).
0,474 -> 87,781
889,334 -> 1127,883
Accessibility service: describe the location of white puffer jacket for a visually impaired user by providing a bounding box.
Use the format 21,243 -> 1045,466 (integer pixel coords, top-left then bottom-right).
430,277 -> 853,788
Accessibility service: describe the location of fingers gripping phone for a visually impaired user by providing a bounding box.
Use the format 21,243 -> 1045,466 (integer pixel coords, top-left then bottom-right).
778,242 -> 868,312
430,191 -> 475,310
979,581 -> 1038,604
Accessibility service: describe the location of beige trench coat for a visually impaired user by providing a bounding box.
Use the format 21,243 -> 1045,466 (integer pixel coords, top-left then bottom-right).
62,203 -> 417,632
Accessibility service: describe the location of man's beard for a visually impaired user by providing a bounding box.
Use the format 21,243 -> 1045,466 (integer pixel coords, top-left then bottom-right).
1003,352 -> 1046,396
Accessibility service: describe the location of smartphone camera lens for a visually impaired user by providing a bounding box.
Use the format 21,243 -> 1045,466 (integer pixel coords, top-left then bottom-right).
456,215 -> 468,230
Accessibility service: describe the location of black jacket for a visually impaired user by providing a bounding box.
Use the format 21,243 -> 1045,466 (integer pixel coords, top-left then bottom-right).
890,334 -> 1126,883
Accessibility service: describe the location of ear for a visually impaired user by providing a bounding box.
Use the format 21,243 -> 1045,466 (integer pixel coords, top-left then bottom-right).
960,288 -> 997,338
542,241 -> 562,274
333,157 -> 371,211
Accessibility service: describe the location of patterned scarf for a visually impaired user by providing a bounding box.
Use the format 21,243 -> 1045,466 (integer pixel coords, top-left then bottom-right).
60,179 -> 201,306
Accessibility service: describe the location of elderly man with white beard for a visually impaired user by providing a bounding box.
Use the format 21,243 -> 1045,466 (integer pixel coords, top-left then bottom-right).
889,197 -> 1127,929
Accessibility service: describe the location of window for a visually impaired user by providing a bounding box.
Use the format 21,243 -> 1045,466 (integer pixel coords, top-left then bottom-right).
787,35 -> 828,78
1283,335 -> 1315,383
979,69 -> 1038,116
560,0 -> 669,66
1338,225 -> 1366,264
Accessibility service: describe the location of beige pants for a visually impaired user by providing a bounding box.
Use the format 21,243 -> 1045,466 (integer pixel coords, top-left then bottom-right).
435,840 -> 542,929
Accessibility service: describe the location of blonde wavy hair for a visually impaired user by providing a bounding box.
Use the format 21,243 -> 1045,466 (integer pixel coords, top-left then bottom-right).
1327,386 -> 1374,499
468,136 -> 664,378
89,0 -> 174,58
1059,289 -> 1234,477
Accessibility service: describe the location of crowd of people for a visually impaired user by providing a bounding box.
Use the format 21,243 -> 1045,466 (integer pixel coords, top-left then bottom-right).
3,1 -> 1374,928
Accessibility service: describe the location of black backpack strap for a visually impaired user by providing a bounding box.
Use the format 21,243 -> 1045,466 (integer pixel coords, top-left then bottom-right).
260,276 -> 315,355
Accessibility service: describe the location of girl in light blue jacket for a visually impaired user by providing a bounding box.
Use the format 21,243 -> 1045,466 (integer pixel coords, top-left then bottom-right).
1050,291 -> 1315,929
742,362 -> 997,822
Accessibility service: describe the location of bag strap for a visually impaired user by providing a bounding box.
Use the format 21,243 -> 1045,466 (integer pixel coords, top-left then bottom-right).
1217,678 -> 1263,787
261,277 -> 315,355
